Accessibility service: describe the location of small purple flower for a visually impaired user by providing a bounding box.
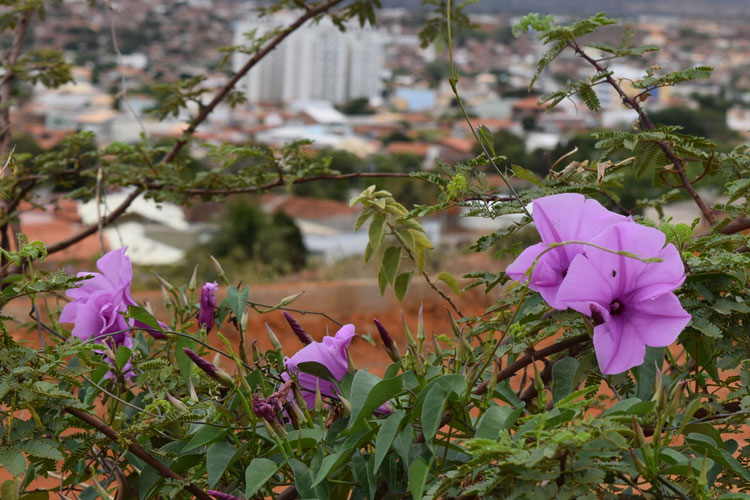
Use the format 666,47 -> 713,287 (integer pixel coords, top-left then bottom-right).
283,311 -> 313,345
282,324 -> 357,408
198,281 -> 218,331
557,222 -> 691,374
208,491 -> 241,500
506,193 -> 627,309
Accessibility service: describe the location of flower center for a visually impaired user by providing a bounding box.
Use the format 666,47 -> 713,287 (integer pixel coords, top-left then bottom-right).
609,299 -> 624,316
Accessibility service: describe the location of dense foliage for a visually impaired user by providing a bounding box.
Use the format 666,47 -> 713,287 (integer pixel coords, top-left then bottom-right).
0,2 -> 749,500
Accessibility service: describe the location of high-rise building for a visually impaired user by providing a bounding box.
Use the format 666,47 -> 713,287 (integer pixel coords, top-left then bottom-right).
233,11 -> 385,104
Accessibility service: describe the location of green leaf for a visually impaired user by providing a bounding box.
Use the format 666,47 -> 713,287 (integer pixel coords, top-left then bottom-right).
374,410 -> 406,473
635,346 -> 664,401
349,372 -> 402,428
175,335 -> 197,385
421,385 -> 449,448
353,208 -> 373,232
288,459 -> 315,499
1,479 -> 18,500
551,357 -> 578,404
127,305 -> 163,333
394,272 -> 413,301
22,440 -> 63,461
436,272 -> 461,296
378,266 -> 388,295
313,450 -> 347,486
297,361 -> 338,384
382,246 -> 402,285
183,425 -> 228,452
245,458 -> 278,498
475,405 -> 512,439
115,345 -> 132,371
512,164 -> 544,187
207,441 -> 236,489
0,448 -> 25,477
369,213 -> 386,251
408,456 -> 430,500
226,285 -> 249,321
717,494 -> 750,500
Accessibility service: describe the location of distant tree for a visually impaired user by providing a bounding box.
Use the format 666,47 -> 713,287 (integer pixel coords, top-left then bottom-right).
336,97 -> 374,115
293,149 -> 363,201
473,128 -> 529,169
380,130 -> 413,145
423,60 -> 452,88
207,199 -> 307,275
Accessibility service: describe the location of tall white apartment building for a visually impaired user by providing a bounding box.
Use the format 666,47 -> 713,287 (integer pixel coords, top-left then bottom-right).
233,11 -> 385,104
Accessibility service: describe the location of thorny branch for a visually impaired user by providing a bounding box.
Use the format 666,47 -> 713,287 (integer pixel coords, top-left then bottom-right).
566,40 -> 719,226
44,0 -> 348,256
64,408 -> 213,500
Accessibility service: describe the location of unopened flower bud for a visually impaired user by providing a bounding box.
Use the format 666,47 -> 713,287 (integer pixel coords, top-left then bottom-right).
338,395 -> 352,414
265,323 -> 283,351
633,417 -> 650,453
240,309 -> 248,332
374,318 -> 401,362
283,311 -> 313,345
416,304 -> 425,345
183,347 -> 233,387
166,392 -> 188,412
153,272 -> 175,292
209,254 -> 225,277
315,381 -> 324,413
208,490 -> 242,500
188,265 -> 199,292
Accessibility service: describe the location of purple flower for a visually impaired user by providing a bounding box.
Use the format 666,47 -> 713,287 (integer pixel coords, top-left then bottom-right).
282,324 -> 357,408
556,222 -> 691,374
208,491 -> 241,500
283,311 -> 313,345
60,247 -> 136,344
506,193 -> 627,309
198,281 -> 218,331
252,395 -> 278,422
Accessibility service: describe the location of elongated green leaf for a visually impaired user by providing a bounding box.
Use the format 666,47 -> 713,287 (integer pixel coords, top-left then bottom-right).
382,246 -> 401,285
245,458 -> 278,498
374,410 -> 406,473
635,346 -> 664,400
475,405 -> 512,439
226,285 -> 249,321
207,441 -> 236,489
421,385 -> 448,448
394,272 -> 413,301
115,345 -> 132,371
288,459 -> 315,499
369,213 -> 386,251
349,373 -> 402,428
551,357 -> 578,404
512,164 -> 544,187
297,361 -> 338,384
183,425 -> 228,452
408,456 -> 430,500
1,479 -> 18,500
436,271 -> 461,296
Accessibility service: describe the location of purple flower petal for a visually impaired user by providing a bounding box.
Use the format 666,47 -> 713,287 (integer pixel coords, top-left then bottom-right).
593,317 -> 647,375
628,292 -> 691,348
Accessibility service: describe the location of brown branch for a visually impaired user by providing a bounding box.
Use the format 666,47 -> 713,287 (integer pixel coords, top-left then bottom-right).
0,9 -> 32,159
719,216 -> 750,235
45,0 -> 347,256
173,172 -> 412,196
567,41 -> 717,226
64,407 -> 212,500
473,335 -> 590,395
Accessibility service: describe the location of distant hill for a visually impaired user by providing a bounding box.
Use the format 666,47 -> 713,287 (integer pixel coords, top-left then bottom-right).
380,0 -> 750,19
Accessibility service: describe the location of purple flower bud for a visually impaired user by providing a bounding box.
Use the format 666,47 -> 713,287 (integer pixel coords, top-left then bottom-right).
282,311 -> 313,345
198,282 -> 218,331
183,347 -> 233,387
208,491 -> 241,500
374,318 -> 401,362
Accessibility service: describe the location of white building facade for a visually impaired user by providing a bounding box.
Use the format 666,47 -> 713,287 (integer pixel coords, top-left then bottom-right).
233,11 -> 385,104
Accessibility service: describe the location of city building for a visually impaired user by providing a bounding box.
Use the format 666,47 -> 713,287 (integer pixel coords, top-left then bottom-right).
233,11 -> 386,104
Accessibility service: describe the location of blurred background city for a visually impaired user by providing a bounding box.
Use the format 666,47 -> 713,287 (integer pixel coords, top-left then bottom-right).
8,0 -> 750,332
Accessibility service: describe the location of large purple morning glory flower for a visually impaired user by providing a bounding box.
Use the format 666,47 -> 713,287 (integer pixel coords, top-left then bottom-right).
282,324 -> 356,408
506,193 -> 627,309
556,222 -> 691,374
60,247 -> 137,345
